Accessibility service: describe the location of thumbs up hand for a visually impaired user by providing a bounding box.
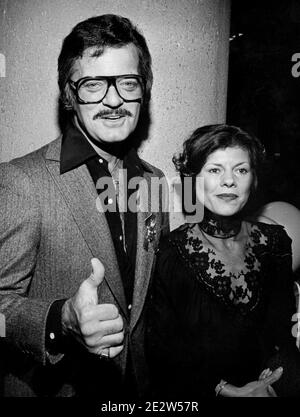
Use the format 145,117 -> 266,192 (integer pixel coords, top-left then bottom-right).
74,258 -> 105,307
61,258 -> 124,358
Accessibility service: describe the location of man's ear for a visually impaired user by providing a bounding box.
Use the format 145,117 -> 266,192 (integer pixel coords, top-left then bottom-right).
63,83 -> 76,111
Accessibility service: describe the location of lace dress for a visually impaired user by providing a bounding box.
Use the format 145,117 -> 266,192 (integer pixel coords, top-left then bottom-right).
147,220 -> 300,397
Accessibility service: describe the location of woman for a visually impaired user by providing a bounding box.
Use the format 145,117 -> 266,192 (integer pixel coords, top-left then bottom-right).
147,124 -> 300,397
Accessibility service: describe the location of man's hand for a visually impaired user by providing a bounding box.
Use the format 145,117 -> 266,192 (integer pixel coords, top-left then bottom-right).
219,367 -> 283,397
61,258 -> 124,358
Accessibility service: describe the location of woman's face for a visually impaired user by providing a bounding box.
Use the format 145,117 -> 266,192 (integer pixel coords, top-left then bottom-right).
196,146 -> 253,216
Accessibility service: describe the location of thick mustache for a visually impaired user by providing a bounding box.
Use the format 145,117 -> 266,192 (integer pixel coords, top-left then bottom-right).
93,109 -> 132,120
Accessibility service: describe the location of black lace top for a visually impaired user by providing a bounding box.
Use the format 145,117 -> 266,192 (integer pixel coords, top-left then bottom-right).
147,221 -> 300,397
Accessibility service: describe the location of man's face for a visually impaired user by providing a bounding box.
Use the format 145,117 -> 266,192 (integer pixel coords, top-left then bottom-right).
71,44 -> 141,144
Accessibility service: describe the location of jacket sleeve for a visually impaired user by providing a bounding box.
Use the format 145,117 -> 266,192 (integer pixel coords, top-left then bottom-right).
0,162 -> 61,365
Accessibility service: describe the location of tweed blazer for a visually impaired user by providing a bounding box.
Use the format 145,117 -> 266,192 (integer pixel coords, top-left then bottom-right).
0,136 -> 169,397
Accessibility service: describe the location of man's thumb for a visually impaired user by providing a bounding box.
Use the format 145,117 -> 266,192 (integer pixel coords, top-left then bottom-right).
89,258 -> 105,288
78,258 -> 105,306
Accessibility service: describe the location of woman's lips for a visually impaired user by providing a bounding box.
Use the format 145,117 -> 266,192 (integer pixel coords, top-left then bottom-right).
216,193 -> 238,201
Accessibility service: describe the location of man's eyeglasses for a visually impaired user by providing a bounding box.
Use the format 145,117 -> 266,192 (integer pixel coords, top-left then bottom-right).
69,74 -> 145,104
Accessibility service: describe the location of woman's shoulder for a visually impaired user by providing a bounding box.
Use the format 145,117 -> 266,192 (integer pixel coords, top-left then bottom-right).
245,219 -> 292,256
170,222 -> 196,237
157,223 -> 201,263
159,223 -> 198,248
255,202 -> 300,271
246,219 -> 290,238
155,224 -> 198,284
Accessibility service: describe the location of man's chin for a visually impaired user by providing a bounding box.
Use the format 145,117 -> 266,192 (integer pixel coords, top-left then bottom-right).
94,135 -> 129,144
91,125 -> 135,143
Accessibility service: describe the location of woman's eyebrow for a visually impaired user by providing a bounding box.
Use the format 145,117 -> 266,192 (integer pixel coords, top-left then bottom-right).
234,161 -> 250,167
204,161 -> 250,167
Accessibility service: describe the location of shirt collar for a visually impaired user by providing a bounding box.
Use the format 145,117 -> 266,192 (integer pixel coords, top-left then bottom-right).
60,120 -> 98,174
60,119 -> 152,175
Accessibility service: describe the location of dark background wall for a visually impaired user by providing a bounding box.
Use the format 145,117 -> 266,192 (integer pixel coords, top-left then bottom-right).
227,0 -> 300,210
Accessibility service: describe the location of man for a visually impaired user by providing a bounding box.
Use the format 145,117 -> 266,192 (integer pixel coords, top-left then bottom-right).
0,14 -> 168,397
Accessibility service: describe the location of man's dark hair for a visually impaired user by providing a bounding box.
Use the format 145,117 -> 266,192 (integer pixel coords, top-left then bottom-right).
58,14 -> 153,110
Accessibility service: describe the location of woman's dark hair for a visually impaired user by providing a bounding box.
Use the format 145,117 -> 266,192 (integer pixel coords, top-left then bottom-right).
58,14 -> 153,110
173,124 -> 265,181
173,124 -> 266,214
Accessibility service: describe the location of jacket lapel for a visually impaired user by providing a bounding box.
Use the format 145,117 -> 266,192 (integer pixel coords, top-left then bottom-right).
130,173 -> 157,330
44,138 -> 128,318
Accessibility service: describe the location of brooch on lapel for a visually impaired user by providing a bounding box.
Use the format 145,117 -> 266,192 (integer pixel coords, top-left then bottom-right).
144,213 -> 157,251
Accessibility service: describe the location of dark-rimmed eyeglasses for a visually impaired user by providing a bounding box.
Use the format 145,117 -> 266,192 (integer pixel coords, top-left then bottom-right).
69,74 -> 145,104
